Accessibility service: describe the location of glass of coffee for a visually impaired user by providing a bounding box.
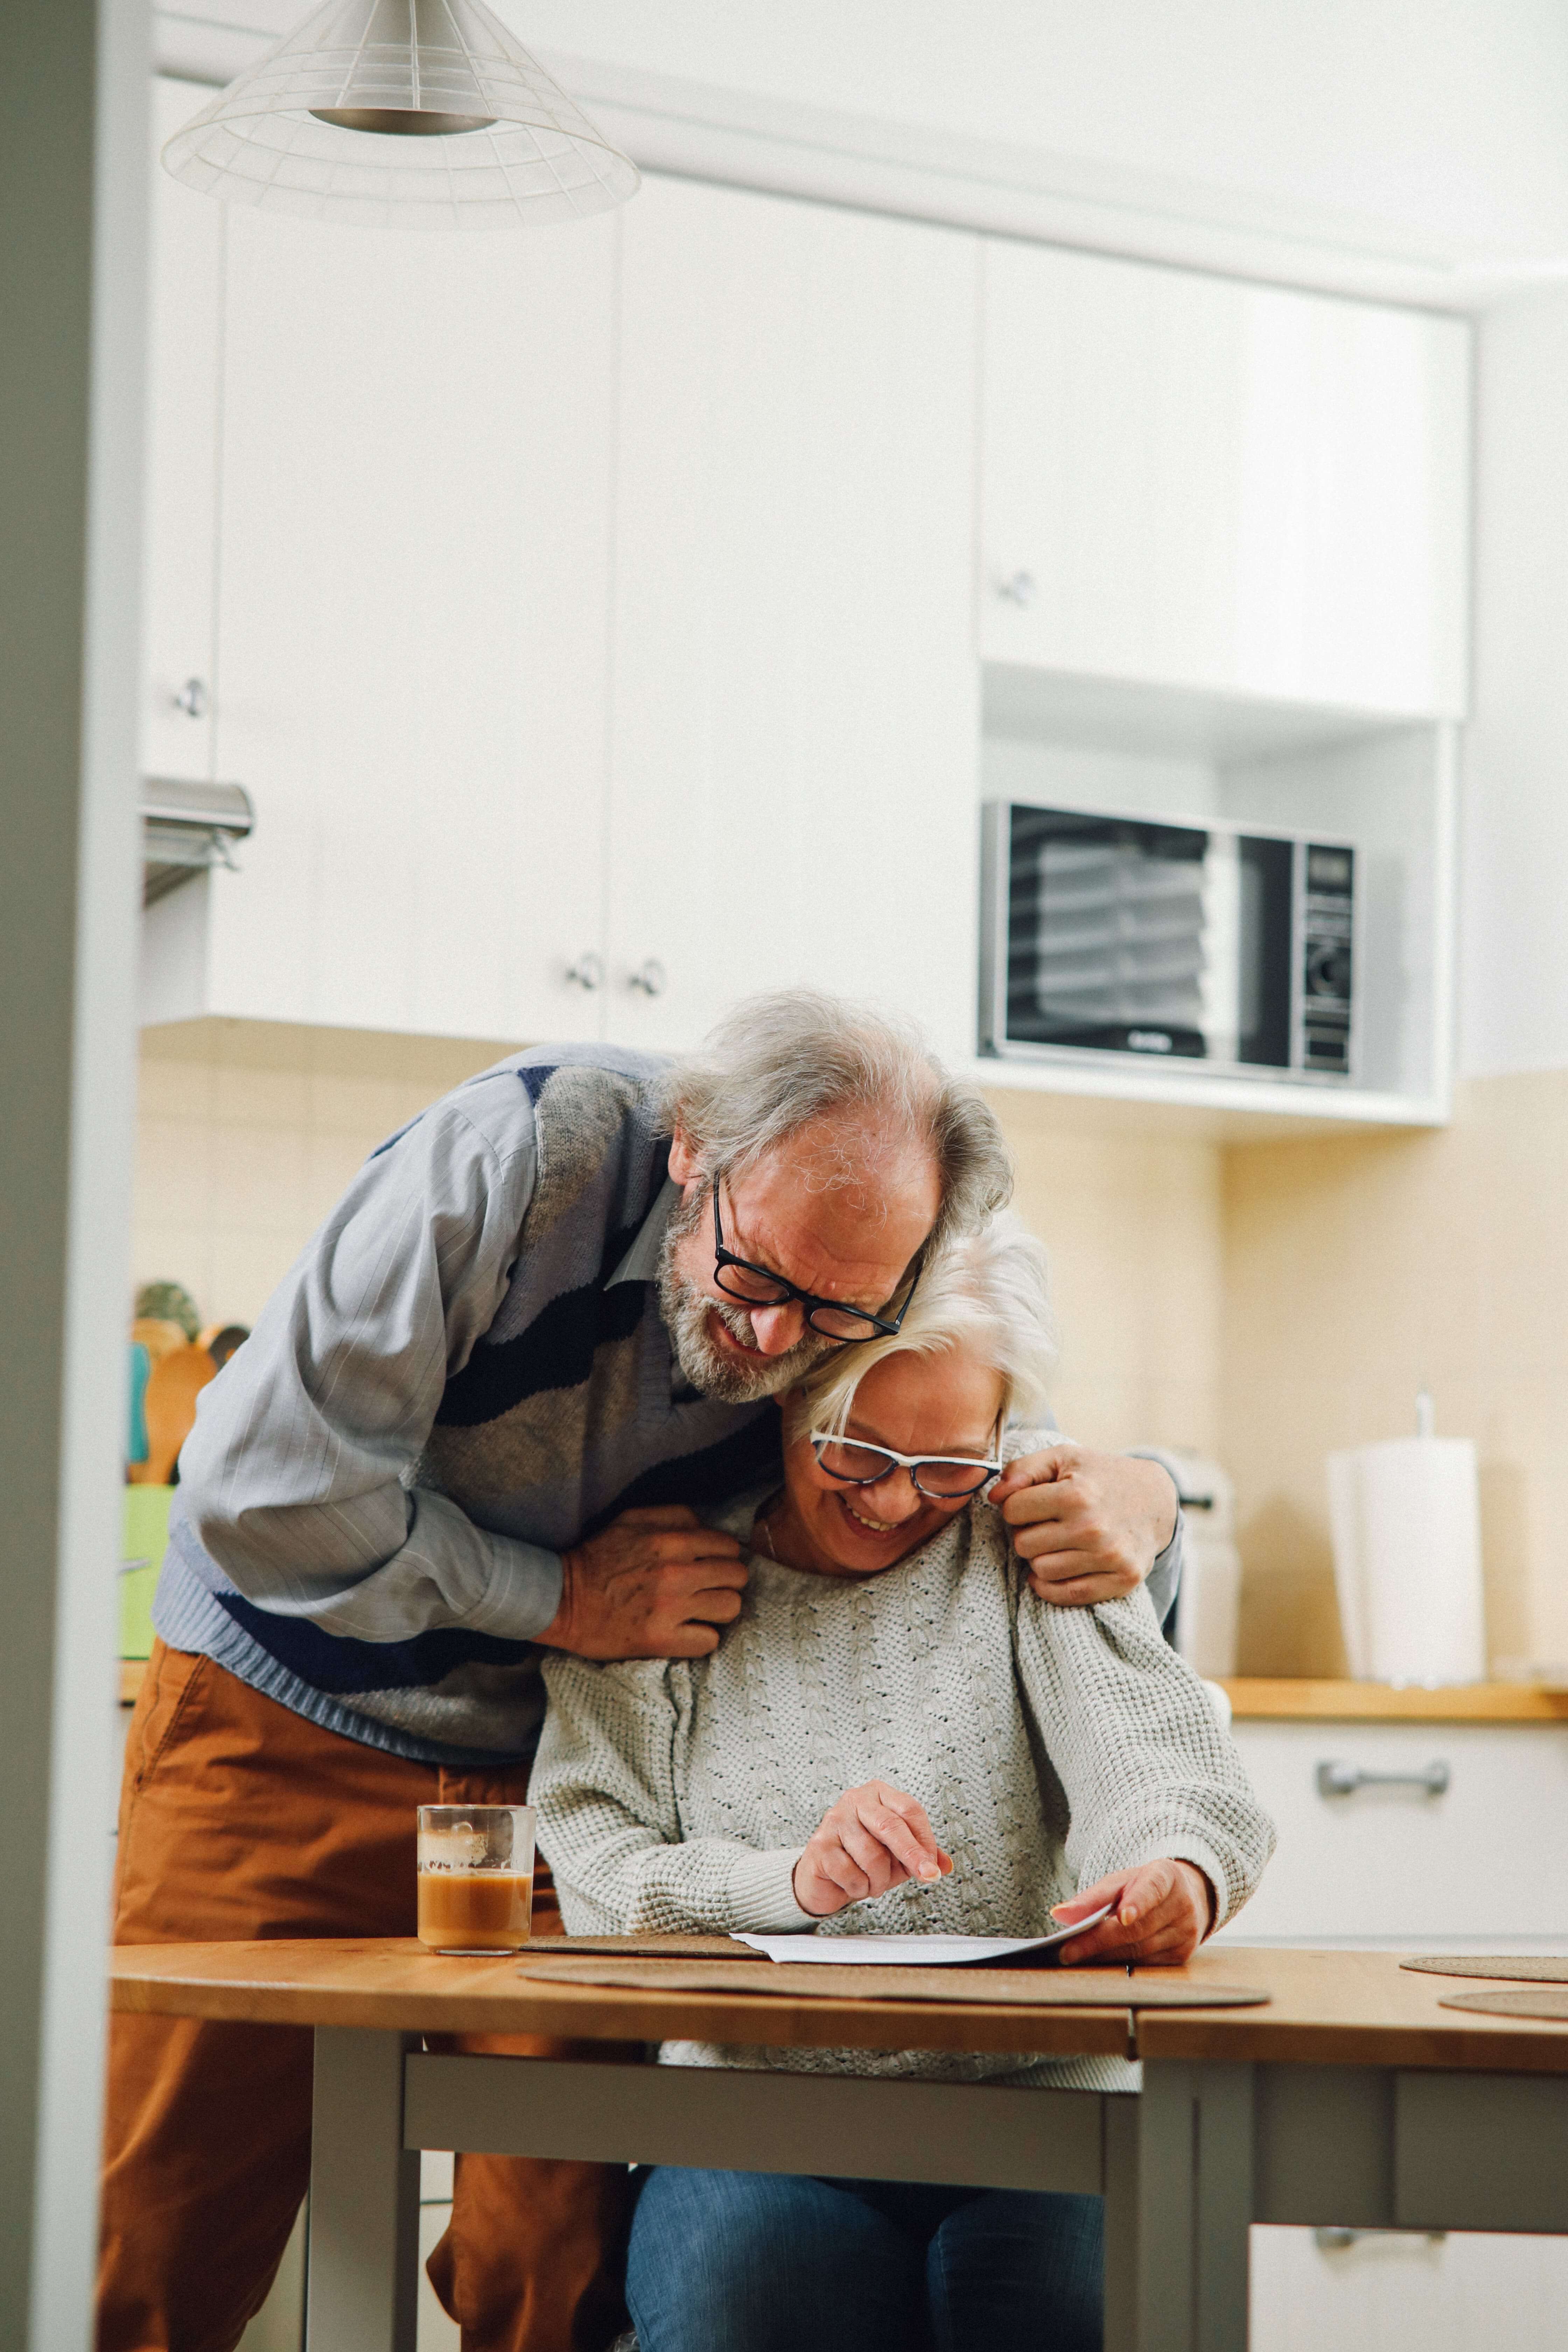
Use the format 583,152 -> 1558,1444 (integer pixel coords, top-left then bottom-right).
416,1805 -> 536,1955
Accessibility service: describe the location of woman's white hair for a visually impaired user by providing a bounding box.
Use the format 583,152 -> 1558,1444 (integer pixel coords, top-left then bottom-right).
791,1211 -> 1056,1442
660,989 -> 1013,1254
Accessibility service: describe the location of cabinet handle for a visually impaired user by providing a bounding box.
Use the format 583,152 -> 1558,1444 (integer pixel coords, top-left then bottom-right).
173,677 -> 208,719
565,952 -> 604,992
1315,1759 -> 1450,1799
627,958 -> 667,997
1315,2228 -> 1446,2251
995,570 -> 1036,608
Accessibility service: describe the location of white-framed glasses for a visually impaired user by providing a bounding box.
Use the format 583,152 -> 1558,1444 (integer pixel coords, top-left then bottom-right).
809,1431 -> 1007,1502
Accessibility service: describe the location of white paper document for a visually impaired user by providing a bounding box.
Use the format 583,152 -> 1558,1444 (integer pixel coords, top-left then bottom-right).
736,1902 -> 1115,1967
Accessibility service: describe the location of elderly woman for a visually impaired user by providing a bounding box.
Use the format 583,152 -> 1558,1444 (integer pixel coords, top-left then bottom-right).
532,1217 -> 1273,2352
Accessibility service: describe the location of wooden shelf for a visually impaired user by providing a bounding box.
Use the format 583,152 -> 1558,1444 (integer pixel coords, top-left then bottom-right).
1222,1678 -> 1568,1723
120,1659 -> 146,1707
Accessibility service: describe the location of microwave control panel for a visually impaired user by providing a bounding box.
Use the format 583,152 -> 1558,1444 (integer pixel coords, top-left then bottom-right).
1298,843 -> 1355,1076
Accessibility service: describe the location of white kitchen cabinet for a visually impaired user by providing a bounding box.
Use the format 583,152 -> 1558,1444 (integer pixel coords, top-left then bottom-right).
1225,1716 -> 1568,2352
604,177 -> 981,1061
141,77 -> 224,786
209,203 -> 616,1044
1221,1719 -> 1568,1945
980,242 -> 1470,719
142,70 -> 618,1047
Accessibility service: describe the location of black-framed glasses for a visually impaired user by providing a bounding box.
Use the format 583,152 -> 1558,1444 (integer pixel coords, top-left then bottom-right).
809,1431 -> 1006,1500
711,1169 -> 921,1343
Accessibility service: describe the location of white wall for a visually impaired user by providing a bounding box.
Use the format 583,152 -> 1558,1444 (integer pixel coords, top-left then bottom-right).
1460,286 -> 1568,1078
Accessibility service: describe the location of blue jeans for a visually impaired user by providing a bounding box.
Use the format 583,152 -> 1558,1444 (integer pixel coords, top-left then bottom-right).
624,2165 -> 1104,2352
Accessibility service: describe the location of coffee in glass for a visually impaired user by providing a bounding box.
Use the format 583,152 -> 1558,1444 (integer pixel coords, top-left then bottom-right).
416,1804 -> 535,1954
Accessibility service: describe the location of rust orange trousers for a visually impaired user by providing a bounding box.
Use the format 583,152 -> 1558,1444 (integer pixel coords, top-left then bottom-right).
99,1642 -> 636,2352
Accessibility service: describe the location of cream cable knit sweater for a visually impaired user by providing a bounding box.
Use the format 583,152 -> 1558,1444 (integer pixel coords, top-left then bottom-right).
533,1484 -> 1274,2092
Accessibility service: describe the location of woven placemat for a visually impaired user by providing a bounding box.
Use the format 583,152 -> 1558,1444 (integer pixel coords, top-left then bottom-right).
515,1954 -> 1269,2009
514,1934 -> 763,1961
1438,1987 -> 1568,2022
1401,1955 -> 1568,1982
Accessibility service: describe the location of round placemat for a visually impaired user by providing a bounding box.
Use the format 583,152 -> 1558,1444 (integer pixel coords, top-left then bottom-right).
515,1954 -> 1269,2008
1401,1955 -> 1568,1982
1438,1987 -> 1568,2022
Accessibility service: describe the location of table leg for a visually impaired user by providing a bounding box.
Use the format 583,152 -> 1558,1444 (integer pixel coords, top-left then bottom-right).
305,2027 -> 421,2352
1104,2062 -> 1254,2352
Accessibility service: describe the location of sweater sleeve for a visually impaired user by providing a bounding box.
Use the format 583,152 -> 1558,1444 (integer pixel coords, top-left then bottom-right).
1005,1525 -> 1275,1928
533,1654 -> 816,1936
175,1072 -> 564,1644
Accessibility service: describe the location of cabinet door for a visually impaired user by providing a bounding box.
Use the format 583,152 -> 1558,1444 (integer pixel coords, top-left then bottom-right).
607,177 -> 980,1061
980,243 -> 1470,718
141,78 -> 223,785
209,208 -> 617,1041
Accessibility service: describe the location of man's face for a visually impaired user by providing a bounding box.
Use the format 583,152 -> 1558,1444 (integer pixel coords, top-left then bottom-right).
658,1118 -> 941,1405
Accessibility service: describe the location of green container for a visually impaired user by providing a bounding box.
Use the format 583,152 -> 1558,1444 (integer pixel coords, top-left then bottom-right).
121,1486 -> 174,1660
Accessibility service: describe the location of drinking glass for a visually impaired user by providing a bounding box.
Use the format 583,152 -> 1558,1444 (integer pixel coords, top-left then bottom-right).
416,1804 -> 535,1955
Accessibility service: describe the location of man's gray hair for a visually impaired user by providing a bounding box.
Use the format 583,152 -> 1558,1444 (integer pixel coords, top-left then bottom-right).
660,989 -> 1013,1253
794,1211 -> 1056,1440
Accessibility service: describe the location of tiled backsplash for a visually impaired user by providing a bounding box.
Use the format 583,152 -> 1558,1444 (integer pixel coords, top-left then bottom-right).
134,1024 -> 1562,1675
135,1021 -> 513,1328
1222,1068 -> 1568,1676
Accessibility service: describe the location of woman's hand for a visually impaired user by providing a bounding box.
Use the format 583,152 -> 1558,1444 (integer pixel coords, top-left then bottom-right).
1049,1859 -> 1214,1966
989,1446 -> 1179,1605
792,1781 -> 953,1919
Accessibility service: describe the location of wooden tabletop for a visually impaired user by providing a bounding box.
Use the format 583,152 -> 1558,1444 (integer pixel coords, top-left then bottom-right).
108,1935 -> 1130,2058
107,1941 -> 1568,2074
1221,1678 -> 1568,1722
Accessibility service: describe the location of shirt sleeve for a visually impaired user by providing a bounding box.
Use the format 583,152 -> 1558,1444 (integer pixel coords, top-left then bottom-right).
532,1654 -> 815,1935
1006,1538 -> 1276,1928
177,1080 -> 566,1644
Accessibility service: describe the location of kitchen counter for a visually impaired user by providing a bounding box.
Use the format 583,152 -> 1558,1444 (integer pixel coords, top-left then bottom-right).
1221,1677 -> 1568,1722
118,1660 -> 1568,1721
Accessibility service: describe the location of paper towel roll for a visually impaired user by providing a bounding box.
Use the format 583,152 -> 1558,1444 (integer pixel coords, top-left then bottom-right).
1327,1436 -> 1486,1684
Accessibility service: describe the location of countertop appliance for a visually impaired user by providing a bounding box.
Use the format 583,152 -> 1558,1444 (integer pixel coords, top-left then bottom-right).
980,799 -> 1356,1081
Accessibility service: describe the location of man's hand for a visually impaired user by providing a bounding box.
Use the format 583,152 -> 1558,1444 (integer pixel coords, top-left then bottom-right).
792,1780 -> 953,1919
1050,1859 -> 1214,1966
989,1446 -> 1179,1606
537,1507 -> 749,1661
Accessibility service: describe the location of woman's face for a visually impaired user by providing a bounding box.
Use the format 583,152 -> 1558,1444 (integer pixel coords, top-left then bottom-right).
778,1346 -> 1007,1579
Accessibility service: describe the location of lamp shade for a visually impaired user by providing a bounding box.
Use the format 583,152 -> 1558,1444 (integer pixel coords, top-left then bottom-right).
162,0 -> 640,230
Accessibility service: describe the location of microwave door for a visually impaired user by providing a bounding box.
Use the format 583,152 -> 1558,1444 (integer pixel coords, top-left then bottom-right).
1233,835 -> 1295,1069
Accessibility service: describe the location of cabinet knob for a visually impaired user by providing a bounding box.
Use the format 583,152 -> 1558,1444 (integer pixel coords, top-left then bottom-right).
628,958 -> 667,997
565,952 -> 604,992
995,570 -> 1036,609
173,676 -> 208,719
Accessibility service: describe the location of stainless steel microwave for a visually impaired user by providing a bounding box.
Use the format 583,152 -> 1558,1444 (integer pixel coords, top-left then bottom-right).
979,801 -> 1357,1081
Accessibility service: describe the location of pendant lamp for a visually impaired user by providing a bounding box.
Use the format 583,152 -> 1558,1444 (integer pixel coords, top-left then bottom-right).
162,0 -> 639,230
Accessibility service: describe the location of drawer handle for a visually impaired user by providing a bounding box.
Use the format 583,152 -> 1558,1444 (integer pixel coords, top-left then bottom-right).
1315,2228 -> 1447,2251
1316,1759 -> 1450,1799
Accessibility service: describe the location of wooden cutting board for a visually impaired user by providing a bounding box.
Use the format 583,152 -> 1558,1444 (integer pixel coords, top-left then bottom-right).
513,1954 -> 1269,2009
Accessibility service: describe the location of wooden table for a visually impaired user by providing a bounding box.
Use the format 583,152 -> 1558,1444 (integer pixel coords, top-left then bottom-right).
110,1941 -> 1568,2352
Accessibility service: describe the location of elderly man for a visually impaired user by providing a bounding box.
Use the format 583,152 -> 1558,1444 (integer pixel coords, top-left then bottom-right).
99,992 -> 1182,2352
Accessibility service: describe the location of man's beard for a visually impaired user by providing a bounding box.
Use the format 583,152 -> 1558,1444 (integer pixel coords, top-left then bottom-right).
656,1191 -> 834,1404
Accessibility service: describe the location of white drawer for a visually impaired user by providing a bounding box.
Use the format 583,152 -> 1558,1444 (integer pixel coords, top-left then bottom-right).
1219,1721 -> 1568,1943
1251,2224 -> 1568,2352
